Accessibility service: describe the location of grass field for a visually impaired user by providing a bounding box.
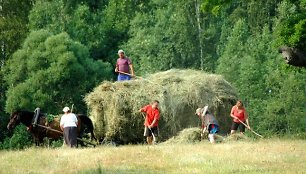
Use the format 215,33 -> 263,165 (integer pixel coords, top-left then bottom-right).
0,139 -> 305,174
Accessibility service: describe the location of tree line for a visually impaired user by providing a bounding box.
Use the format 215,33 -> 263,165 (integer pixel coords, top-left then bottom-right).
0,0 -> 305,149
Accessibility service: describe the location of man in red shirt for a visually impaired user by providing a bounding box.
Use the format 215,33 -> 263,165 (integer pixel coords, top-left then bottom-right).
139,100 -> 160,145
230,100 -> 251,134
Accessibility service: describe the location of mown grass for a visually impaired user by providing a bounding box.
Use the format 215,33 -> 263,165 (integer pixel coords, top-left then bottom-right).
0,139 -> 305,174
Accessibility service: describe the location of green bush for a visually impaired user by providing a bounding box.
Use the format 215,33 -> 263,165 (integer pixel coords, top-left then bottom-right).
0,125 -> 33,150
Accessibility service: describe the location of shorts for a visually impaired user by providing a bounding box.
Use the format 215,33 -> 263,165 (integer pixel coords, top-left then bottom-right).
231,121 -> 246,132
208,124 -> 219,134
144,126 -> 159,137
117,74 -> 131,81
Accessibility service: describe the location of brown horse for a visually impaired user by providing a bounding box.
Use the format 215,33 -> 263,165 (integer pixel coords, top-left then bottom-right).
7,110 -> 97,146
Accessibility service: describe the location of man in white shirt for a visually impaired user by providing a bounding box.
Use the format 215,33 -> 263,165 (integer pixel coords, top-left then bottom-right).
60,106 -> 78,147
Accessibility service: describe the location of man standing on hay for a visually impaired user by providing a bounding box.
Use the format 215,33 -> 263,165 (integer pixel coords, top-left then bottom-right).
115,49 -> 135,81
139,100 -> 160,145
195,105 -> 219,144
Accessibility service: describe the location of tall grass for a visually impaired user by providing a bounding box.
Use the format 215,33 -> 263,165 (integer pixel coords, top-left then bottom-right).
0,139 -> 305,174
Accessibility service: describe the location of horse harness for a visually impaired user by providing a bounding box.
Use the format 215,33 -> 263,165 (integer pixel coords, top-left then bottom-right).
28,108 -> 51,132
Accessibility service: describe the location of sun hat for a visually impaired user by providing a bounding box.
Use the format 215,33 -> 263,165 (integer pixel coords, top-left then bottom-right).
195,108 -> 202,115
63,106 -> 70,113
118,49 -> 124,54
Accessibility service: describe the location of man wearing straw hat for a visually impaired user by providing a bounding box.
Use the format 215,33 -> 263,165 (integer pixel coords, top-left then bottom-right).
115,49 -> 135,81
139,100 -> 160,145
195,105 -> 219,144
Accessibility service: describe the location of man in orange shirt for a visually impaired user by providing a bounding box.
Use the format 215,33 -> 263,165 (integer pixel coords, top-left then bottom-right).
139,100 -> 160,145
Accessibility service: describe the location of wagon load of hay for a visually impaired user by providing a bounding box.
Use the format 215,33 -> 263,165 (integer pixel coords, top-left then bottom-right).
85,69 -> 238,144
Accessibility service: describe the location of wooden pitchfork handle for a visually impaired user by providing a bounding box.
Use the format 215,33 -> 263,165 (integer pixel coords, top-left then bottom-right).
36,124 -> 97,147
237,118 -> 263,138
117,71 -> 142,79
141,112 -> 156,143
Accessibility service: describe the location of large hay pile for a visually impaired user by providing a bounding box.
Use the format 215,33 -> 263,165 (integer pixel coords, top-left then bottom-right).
85,69 -> 238,144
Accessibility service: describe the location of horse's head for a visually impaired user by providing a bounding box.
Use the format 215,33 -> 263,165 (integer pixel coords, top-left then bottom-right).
7,111 -> 22,130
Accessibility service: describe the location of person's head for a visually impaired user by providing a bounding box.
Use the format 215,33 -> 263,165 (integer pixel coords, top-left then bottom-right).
118,49 -> 125,58
62,106 -> 70,113
151,100 -> 159,109
195,108 -> 202,116
236,100 -> 244,109
195,105 -> 208,116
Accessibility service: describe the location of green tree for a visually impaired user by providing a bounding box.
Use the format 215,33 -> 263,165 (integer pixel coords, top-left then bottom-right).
28,0 -> 151,64
273,0 -> 306,49
236,26 -> 278,134
124,0 -> 220,74
4,30 -> 112,113
0,0 -> 33,64
0,0 -> 34,143
258,58 -> 306,135
216,18 -> 249,84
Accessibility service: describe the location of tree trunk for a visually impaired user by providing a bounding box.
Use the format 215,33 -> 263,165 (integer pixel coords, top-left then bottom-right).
195,0 -> 204,70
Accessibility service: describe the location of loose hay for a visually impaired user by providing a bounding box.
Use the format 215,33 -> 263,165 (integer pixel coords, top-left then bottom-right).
163,127 -> 201,144
163,128 -> 226,144
85,69 -> 238,144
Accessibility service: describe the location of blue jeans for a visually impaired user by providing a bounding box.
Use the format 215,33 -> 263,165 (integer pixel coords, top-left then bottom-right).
117,74 -> 131,81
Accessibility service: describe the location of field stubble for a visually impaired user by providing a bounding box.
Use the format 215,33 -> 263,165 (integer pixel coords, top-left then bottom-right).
0,139 -> 305,174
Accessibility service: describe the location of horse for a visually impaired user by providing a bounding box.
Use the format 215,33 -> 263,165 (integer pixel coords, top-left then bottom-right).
7,110 -> 97,146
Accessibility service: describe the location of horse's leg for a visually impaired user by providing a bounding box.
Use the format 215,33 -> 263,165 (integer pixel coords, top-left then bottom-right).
34,137 -> 43,146
90,129 -> 97,141
38,136 -> 44,146
34,137 -> 39,146
77,132 -> 85,147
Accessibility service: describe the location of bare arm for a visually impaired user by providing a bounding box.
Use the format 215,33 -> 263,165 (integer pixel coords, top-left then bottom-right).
230,107 -> 238,119
202,126 -> 207,133
139,105 -> 148,113
149,119 -> 157,128
60,117 -> 64,131
115,60 -> 119,72
129,64 -> 135,76
60,124 -> 64,131
149,111 -> 160,128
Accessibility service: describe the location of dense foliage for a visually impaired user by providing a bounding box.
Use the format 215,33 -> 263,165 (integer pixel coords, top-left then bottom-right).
4,30 -> 112,113
0,0 -> 305,149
